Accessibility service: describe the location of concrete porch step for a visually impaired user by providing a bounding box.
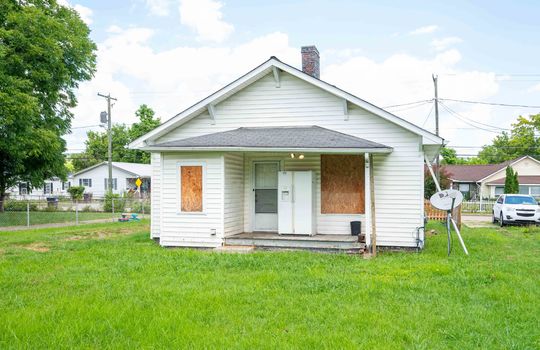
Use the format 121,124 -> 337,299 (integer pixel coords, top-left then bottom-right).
224,232 -> 365,253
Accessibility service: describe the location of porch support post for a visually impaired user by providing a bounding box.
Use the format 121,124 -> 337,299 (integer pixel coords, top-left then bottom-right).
364,153 -> 372,250
368,153 -> 377,256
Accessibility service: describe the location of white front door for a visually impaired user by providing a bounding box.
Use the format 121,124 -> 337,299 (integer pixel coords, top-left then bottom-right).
253,161 -> 279,231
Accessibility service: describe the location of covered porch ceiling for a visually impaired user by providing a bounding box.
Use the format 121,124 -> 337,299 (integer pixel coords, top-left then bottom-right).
142,125 -> 393,154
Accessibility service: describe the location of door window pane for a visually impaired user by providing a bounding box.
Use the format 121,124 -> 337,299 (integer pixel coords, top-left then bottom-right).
255,163 -> 278,189
255,189 -> 277,213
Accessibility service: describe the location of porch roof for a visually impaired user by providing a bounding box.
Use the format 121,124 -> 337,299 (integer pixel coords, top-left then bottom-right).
143,126 -> 393,153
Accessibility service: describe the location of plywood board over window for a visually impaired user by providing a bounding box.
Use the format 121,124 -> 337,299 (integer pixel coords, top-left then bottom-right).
181,166 -> 203,212
321,154 -> 365,214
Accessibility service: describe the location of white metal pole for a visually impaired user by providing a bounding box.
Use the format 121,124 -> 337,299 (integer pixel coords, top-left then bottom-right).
450,216 -> 469,255
76,200 -> 79,225
424,154 -> 442,192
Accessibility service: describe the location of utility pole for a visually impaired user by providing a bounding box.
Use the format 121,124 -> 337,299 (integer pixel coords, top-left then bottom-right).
97,93 -> 117,194
432,74 -> 440,182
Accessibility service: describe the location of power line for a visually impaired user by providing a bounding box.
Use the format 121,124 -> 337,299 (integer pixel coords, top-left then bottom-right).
71,124 -> 101,129
439,102 -> 511,133
383,99 -> 432,108
421,102 -> 435,127
441,98 -> 540,109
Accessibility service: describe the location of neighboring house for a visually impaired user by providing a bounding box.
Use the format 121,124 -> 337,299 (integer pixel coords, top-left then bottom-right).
445,156 -> 540,199
7,176 -> 72,199
72,161 -> 151,198
129,46 -> 444,251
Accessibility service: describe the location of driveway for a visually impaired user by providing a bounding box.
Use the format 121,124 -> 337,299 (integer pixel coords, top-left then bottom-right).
462,215 -> 496,228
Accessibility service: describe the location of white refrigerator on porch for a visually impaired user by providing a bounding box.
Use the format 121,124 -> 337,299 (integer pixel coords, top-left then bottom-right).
278,171 -> 316,236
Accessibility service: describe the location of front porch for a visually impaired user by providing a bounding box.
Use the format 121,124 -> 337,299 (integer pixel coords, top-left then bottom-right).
224,232 -> 365,253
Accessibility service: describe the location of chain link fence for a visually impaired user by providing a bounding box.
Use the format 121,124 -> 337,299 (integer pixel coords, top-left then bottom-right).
0,197 -> 150,230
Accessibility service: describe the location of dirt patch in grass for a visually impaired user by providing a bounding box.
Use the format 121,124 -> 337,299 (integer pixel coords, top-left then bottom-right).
20,243 -> 50,252
63,227 -> 137,242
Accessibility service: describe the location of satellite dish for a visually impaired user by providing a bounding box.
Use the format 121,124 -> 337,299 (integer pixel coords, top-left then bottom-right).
430,189 -> 463,211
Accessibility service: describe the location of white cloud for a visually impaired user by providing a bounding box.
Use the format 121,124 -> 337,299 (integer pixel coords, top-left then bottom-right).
67,28 -> 503,153
322,48 -> 500,146
145,0 -> 172,16
409,25 -> 439,35
57,0 -> 93,25
431,36 -> 463,51
179,0 -> 234,42
527,83 -> 540,93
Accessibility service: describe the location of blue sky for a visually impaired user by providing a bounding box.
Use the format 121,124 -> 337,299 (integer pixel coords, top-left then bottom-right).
62,0 -> 540,156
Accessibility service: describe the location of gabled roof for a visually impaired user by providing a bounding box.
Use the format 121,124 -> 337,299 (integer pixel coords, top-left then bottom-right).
129,57 -> 444,149
146,125 -> 392,153
444,156 -> 539,182
73,162 -> 151,177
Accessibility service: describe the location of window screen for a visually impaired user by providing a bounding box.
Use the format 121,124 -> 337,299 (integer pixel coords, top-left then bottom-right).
181,166 -> 203,212
255,189 -> 277,213
321,154 -> 365,214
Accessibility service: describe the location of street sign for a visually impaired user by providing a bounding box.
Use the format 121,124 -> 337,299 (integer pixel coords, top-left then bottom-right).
135,178 -> 142,188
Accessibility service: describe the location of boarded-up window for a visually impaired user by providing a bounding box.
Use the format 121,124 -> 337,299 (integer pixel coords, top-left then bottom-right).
321,155 -> 365,214
181,166 -> 203,212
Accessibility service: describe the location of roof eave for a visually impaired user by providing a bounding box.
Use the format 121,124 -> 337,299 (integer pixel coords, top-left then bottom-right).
140,146 -> 393,154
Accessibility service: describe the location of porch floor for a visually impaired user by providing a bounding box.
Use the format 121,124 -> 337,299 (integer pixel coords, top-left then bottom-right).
224,232 -> 365,253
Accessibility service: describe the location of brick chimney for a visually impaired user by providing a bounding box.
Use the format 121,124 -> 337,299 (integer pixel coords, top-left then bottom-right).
301,45 -> 320,79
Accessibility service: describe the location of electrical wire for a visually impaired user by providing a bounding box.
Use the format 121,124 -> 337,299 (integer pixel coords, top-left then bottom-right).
421,102 -> 435,127
383,99 -> 432,108
440,98 -> 540,109
439,102 -> 509,133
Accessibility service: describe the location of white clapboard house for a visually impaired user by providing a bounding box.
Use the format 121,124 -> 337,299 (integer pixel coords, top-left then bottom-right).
130,46 -> 443,251
73,161 -> 151,198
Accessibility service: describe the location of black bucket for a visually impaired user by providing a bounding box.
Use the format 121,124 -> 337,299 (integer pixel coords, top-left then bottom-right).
350,221 -> 361,236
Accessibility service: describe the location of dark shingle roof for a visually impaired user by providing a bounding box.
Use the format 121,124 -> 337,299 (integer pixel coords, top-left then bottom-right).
152,126 -> 391,150
487,176 -> 540,185
444,159 -> 516,182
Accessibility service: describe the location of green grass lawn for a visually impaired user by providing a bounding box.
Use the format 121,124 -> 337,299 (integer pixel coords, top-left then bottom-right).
0,211 -> 114,227
0,221 -> 539,349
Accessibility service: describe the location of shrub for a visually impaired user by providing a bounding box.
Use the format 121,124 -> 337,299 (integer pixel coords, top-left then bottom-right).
68,186 -> 85,201
104,192 -> 126,213
81,205 -> 94,212
4,200 -> 38,212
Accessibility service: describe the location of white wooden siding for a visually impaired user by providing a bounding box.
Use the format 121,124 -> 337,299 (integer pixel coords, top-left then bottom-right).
158,152 -> 223,247
224,153 -> 244,237
154,71 -> 424,247
150,152 -> 161,238
72,165 -> 134,198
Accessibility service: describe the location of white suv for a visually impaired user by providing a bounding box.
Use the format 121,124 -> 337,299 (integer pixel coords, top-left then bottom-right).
493,194 -> 540,226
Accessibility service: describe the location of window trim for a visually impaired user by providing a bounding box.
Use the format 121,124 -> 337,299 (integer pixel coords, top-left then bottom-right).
177,161 -> 206,215
104,178 -> 118,191
79,178 -> 92,188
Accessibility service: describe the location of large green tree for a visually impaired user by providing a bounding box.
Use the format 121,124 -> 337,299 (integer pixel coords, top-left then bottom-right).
71,105 -> 160,171
477,114 -> 540,163
0,0 -> 96,211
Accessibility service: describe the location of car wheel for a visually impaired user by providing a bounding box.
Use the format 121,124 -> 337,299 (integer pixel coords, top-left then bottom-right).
492,211 -> 497,224
499,213 -> 505,227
